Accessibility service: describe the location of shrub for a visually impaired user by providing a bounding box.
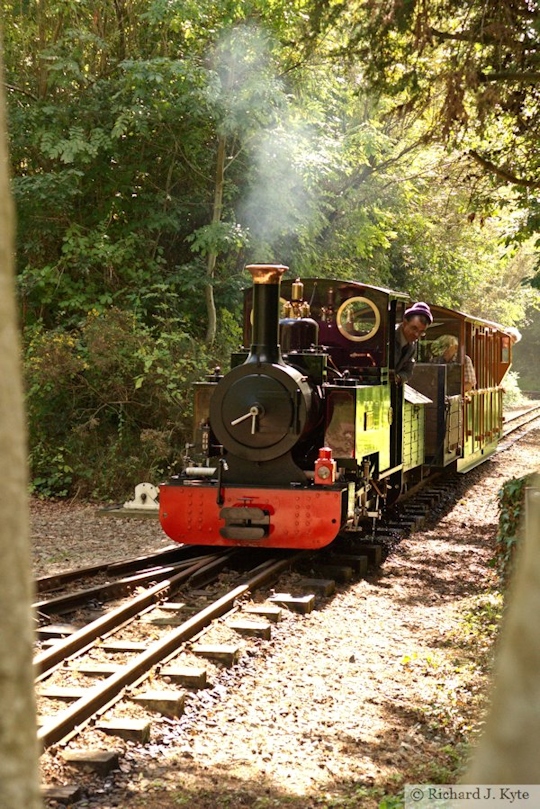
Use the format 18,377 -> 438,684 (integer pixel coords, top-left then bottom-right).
502,370 -> 528,409
492,475 -> 531,585
23,306 -> 240,499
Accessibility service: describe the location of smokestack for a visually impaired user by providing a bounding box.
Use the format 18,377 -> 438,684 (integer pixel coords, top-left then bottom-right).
246,264 -> 287,365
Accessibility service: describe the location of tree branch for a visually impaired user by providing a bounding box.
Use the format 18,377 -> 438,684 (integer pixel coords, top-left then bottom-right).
469,149 -> 540,189
5,83 -> 38,102
429,25 -> 538,52
478,71 -> 540,83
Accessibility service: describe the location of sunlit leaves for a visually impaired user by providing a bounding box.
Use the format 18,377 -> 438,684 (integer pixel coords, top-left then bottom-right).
4,0 -> 538,330
186,221 -> 249,255
355,0 -> 540,260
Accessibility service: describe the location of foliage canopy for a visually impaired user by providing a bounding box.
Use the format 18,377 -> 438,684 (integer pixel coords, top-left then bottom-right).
354,0 -> 540,276
3,0 -> 539,496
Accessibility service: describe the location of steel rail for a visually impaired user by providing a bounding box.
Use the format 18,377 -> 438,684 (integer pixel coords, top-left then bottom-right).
34,554 -> 212,615
502,403 -> 540,437
499,404 -> 540,450
38,552 -> 306,749
34,552 -> 233,678
35,544 -> 206,593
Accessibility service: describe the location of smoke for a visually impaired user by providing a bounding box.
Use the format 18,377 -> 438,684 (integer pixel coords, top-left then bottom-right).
209,23 -> 325,255
240,125 -> 314,246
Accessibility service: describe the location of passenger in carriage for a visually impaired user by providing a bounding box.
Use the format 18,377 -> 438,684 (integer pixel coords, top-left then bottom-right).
463,355 -> 476,393
429,334 -> 458,364
394,301 -> 433,384
429,334 -> 477,393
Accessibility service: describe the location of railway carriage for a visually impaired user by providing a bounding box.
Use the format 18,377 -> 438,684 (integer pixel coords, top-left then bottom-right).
159,265 -> 514,550
413,305 -> 512,472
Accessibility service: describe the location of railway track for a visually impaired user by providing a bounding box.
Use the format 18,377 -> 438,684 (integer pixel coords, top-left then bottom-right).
35,514 -> 433,775
36,550 -> 315,748
34,545 -> 218,619
38,403 -> 540,803
36,544 -> 191,595
38,538 -> 388,804
500,400 -> 540,447
39,409 -> 537,747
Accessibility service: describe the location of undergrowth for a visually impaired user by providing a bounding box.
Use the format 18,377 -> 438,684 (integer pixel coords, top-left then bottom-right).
492,474 -> 532,584
24,306 -> 241,499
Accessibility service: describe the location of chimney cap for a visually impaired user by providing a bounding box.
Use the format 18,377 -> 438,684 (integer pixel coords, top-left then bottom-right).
246,264 -> 288,284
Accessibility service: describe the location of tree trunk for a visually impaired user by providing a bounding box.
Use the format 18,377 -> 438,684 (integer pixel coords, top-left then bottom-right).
463,475 -> 540,783
205,133 -> 226,346
0,40 -> 43,809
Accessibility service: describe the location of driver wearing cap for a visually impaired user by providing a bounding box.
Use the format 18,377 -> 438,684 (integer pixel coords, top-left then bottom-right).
394,301 -> 433,385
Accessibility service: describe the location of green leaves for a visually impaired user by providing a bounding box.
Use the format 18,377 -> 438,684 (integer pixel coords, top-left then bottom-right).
23,305 -> 239,497
356,0 -> 540,268
4,0 -> 539,495
187,221 -> 249,257
40,126 -> 112,164
493,475 -> 531,585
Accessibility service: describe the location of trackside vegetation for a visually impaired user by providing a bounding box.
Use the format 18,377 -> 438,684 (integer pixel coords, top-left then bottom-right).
493,474 -> 535,585
4,0 -> 540,497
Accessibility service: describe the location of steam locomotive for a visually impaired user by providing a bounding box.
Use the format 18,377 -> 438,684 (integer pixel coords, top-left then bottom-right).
159,264 -> 514,550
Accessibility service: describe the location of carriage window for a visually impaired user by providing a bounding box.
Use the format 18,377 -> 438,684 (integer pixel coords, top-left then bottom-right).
501,335 -> 510,364
336,297 -> 380,342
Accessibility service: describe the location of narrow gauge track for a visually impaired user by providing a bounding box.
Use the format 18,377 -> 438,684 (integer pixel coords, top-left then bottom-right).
36,402 -> 540,764
33,499 -> 439,759
34,545 -> 220,619
36,544 -> 193,595
36,549 -> 315,751
500,400 -> 540,445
